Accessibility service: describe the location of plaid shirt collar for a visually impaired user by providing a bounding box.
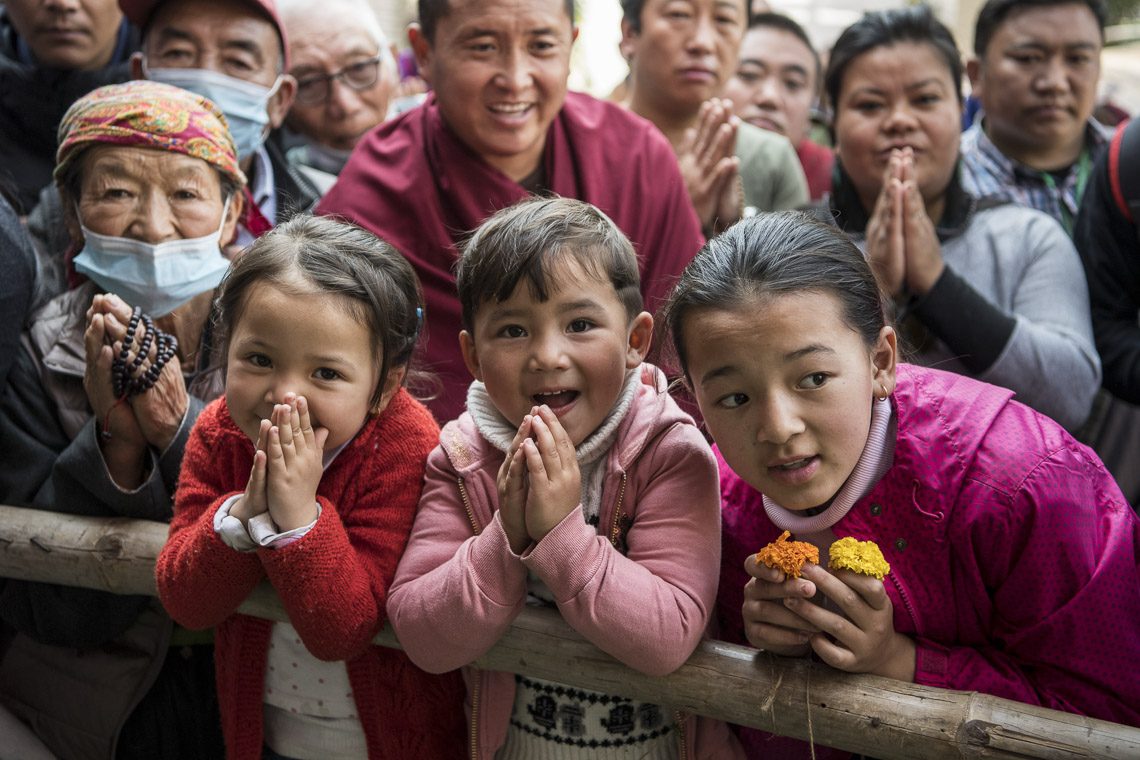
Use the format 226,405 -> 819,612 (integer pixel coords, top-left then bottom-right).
960,119 -> 1109,233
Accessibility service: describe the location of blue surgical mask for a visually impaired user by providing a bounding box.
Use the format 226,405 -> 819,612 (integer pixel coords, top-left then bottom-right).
146,66 -> 281,161
74,200 -> 232,317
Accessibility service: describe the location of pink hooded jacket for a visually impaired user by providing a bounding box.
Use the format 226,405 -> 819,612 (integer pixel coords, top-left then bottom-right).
388,366 -> 743,759
718,364 -> 1140,758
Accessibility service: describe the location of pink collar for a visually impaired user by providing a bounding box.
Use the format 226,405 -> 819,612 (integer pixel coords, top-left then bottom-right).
762,397 -> 893,534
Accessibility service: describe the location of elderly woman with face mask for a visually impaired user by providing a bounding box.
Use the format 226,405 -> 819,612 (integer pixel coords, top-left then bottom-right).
0,80 -> 243,760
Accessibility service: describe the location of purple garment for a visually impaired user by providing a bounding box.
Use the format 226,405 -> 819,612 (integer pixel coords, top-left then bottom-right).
397,49 -> 418,81
717,364 -> 1140,758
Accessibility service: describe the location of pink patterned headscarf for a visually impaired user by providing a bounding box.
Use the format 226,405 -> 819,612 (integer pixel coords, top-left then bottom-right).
54,80 -> 246,187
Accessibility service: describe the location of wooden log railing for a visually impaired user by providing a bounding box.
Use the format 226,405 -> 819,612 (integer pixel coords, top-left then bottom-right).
0,504 -> 1137,759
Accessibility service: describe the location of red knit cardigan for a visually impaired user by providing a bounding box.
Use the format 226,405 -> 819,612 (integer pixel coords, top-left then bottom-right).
157,389 -> 466,759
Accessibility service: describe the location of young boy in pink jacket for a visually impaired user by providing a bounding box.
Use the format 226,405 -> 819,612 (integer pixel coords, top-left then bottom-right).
387,197 -> 742,759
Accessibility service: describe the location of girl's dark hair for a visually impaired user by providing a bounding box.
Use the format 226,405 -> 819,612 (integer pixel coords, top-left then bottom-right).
661,211 -> 887,377
214,215 -> 425,408
456,196 -> 642,332
824,5 -> 963,112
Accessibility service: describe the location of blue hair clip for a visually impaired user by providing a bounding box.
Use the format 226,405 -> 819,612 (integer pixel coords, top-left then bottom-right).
413,306 -> 424,338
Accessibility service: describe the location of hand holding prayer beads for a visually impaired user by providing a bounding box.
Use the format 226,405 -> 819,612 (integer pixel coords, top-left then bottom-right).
83,294 -> 190,471
110,307 -> 179,399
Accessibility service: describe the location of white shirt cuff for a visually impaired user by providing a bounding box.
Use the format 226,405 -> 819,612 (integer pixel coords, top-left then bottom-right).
214,494 -> 258,552
213,496 -> 321,550
248,506 -> 321,548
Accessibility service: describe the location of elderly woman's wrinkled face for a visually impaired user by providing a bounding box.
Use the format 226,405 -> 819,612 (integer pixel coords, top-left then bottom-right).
285,11 -> 394,151
833,42 -> 961,211
72,145 -> 239,243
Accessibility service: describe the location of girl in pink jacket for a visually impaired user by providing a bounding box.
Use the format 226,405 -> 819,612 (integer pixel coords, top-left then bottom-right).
387,198 -> 742,759
661,211 -> 1140,757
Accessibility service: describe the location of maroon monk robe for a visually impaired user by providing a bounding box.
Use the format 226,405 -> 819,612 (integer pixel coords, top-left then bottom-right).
317,91 -> 705,424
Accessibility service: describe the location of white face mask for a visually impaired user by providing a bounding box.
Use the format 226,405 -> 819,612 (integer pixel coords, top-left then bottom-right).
145,65 -> 282,161
73,199 -> 232,316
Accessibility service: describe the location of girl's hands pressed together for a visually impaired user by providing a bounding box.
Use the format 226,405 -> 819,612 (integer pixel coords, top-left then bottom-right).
742,553 -> 820,656
520,405 -> 581,544
497,414 -> 534,554
265,394 -> 329,531
230,419 -> 270,525
787,564 -> 916,681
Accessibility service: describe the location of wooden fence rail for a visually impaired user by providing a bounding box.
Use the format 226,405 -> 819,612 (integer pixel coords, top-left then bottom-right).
0,504 -> 1137,759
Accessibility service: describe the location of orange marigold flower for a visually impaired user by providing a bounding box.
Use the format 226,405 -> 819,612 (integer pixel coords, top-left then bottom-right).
755,530 -> 820,578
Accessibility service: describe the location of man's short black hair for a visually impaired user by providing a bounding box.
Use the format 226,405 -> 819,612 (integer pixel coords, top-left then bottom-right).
619,0 -> 645,31
420,0 -> 575,42
457,197 -> 643,333
973,0 -> 1106,57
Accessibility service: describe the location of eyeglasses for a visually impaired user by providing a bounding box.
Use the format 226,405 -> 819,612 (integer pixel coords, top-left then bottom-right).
294,55 -> 385,105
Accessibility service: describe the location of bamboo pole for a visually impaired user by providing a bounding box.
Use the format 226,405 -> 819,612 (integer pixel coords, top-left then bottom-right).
0,504 -> 1137,758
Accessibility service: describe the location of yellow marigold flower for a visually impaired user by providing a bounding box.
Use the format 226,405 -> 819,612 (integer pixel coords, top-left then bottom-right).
828,537 -> 890,580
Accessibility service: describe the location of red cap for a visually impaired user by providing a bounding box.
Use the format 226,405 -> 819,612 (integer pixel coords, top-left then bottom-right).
120,0 -> 289,69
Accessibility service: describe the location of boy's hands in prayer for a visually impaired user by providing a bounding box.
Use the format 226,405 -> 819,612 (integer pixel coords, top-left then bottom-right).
498,414 -> 535,554
521,405 -> 581,545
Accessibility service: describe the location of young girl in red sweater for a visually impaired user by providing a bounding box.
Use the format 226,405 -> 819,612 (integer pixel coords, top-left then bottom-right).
156,216 -> 465,759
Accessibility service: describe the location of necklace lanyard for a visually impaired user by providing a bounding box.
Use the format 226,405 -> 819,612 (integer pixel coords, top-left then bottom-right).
1041,148 -> 1091,235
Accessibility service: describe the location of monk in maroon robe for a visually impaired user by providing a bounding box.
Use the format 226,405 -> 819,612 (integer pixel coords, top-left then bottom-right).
318,0 -> 704,423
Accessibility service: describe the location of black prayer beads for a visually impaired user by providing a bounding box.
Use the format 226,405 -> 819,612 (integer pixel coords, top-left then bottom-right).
111,306 -> 179,398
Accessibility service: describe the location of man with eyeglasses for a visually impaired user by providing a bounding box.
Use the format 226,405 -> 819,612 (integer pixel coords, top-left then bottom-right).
279,0 -> 398,191
121,0 -> 322,245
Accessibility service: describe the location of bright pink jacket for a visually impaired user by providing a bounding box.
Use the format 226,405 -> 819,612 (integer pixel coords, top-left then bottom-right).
718,364 -> 1140,758
388,366 -> 744,759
